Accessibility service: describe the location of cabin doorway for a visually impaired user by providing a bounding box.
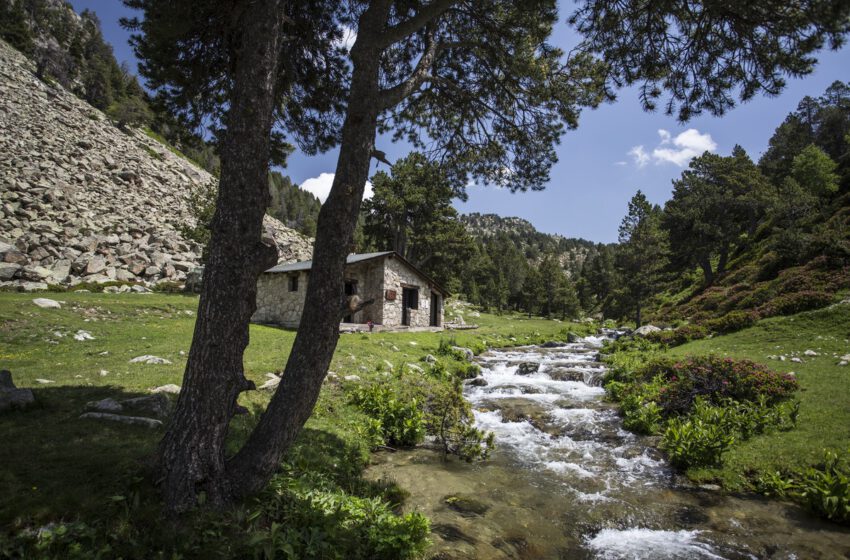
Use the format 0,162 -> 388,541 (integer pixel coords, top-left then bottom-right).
430,293 -> 441,327
401,287 -> 418,326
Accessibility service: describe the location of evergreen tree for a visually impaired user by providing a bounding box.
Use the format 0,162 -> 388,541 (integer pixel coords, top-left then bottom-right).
361,153 -> 475,289
663,147 -> 773,285
616,191 -> 667,326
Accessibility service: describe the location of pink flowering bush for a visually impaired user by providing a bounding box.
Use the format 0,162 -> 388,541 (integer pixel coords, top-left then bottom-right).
643,355 -> 798,417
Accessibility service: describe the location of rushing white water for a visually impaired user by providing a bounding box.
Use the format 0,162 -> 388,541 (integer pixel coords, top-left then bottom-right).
586,528 -> 726,560
467,337 -> 723,558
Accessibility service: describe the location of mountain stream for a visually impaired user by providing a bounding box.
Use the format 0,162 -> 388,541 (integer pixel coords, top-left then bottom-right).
365,335 -> 850,559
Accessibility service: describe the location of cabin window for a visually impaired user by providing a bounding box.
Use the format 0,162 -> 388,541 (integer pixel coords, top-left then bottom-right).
288,275 -> 299,292
345,280 -> 358,295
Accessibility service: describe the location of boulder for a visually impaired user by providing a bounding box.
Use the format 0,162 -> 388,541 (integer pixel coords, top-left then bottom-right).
546,368 -> 586,382
541,341 -> 567,348
424,354 -> 437,363
86,398 -> 123,413
516,362 -> 539,376
0,263 -> 21,280
466,377 -> 488,387
121,394 -> 171,419
566,332 -> 581,343
259,376 -> 280,390
634,325 -> 661,336
150,384 -> 181,394
452,346 -> 475,361
32,297 -> 61,309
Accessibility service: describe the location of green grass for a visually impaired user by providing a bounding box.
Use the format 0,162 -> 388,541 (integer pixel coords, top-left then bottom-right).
0,293 -> 577,532
665,302 -> 850,489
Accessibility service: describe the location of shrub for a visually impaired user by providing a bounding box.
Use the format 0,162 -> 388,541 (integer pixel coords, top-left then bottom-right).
758,290 -> 833,317
248,470 -> 431,559
702,310 -> 759,334
425,378 -> 494,461
645,356 -> 798,417
349,385 -> 425,447
453,362 -> 481,380
662,412 -> 735,469
623,399 -> 662,434
795,450 -> 850,524
645,324 -> 709,347
757,450 -> 850,525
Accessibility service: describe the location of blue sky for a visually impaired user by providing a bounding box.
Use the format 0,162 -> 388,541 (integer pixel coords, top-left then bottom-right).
71,1 -> 850,243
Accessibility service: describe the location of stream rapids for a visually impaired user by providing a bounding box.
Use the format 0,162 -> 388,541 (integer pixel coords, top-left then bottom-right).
366,335 -> 850,559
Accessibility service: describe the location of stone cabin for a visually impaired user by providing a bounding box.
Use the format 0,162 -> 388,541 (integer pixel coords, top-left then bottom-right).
253,251 -> 448,329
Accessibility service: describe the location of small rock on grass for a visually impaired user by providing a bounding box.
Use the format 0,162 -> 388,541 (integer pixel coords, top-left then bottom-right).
35,378 -> 55,384
74,330 -> 95,341
259,377 -> 280,390
150,384 -> 180,394
32,298 -> 61,309
130,355 -> 172,365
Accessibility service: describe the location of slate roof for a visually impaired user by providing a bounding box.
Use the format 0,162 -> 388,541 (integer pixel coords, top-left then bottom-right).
263,251 -> 448,296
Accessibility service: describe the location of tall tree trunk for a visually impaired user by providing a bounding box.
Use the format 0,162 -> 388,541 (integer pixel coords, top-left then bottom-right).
717,245 -> 729,277
227,2 -> 390,498
157,0 -> 284,513
699,257 -> 714,286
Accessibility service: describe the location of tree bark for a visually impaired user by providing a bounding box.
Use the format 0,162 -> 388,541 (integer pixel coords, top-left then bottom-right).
717,245 -> 729,277
157,0 -> 284,513
699,257 -> 714,286
227,1 -> 391,498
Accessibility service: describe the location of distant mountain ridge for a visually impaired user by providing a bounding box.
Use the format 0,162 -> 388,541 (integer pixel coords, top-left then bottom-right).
460,212 -> 603,277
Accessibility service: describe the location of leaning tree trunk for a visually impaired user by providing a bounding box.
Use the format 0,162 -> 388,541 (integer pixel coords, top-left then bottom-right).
699,257 -> 714,286
227,3 -> 389,498
157,0 -> 284,513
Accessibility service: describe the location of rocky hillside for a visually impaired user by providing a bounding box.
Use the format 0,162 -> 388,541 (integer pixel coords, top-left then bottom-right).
0,39 -> 312,291
460,212 -> 601,276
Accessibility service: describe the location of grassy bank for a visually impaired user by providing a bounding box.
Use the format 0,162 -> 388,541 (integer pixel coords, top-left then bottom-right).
603,302 -> 850,523
0,292 -> 581,557
666,303 -> 850,489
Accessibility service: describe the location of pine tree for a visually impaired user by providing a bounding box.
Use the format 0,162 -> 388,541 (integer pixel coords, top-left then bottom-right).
616,191 -> 668,326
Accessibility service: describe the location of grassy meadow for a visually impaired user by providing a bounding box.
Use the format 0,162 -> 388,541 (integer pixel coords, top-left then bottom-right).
666,302 -> 850,490
0,292 -> 579,540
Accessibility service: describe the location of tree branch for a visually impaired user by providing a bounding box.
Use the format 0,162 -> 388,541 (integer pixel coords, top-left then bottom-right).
378,27 -> 439,109
379,0 -> 457,48
339,296 -> 376,320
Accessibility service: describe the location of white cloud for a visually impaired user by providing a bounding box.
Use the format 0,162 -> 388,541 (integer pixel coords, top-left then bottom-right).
628,145 -> 650,168
299,172 -> 373,203
628,128 -> 717,168
615,160 -> 628,166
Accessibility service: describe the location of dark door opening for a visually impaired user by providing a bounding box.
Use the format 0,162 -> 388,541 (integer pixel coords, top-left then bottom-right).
401,287 -> 418,326
430,293 -> 441,327
343,280 -> 358,323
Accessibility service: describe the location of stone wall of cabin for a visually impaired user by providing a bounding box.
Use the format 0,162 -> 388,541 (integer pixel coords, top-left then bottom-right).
381,256 -> 442,328
252,255 -> 444,328
344,259 -> 384,324
253,270 -> 307,327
